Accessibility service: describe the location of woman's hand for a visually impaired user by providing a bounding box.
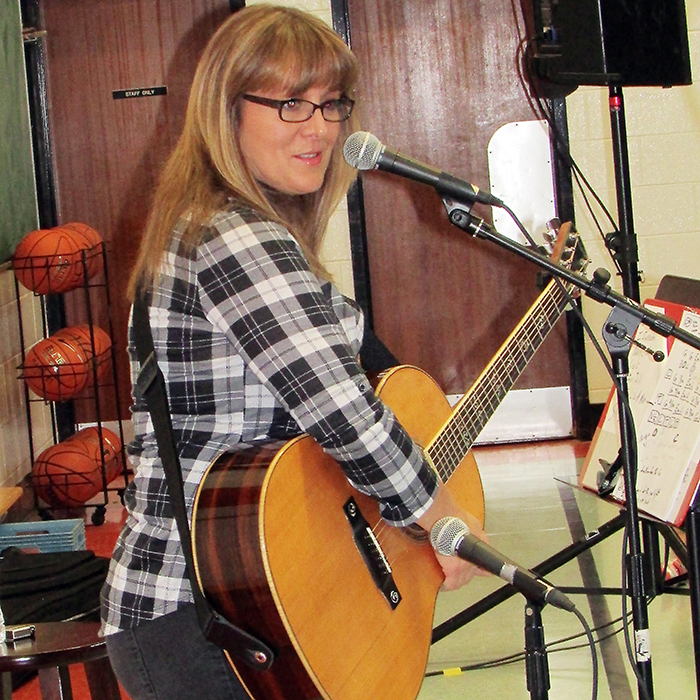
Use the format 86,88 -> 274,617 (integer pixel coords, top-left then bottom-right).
415,484 -> 489,590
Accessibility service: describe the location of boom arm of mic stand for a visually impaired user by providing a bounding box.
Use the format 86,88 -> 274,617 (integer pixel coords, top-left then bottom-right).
441,197 -> 700,352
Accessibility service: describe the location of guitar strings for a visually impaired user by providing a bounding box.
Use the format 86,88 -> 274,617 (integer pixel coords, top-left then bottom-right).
368,285 -> 573,569
434,296 -> 560,462
363,268 -> 579,580
427,281 -> 571,477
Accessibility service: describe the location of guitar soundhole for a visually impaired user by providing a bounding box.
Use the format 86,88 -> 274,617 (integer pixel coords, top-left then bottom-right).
343,498 -> 402,610
404,523 -> 429,542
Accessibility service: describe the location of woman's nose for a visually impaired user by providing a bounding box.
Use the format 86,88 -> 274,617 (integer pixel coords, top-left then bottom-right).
301,108 -> 328,136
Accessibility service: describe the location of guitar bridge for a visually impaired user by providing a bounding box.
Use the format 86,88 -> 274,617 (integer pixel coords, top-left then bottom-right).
343,498 -> 402,610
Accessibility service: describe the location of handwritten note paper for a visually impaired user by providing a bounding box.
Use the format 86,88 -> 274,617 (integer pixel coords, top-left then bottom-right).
580,304 -> 700,525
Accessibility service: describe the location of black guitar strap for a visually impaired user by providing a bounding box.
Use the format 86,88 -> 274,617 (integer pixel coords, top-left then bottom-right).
131,286 -> 274,671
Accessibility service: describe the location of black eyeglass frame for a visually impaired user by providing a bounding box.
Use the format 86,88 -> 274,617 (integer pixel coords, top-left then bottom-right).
241,94 -> 355,123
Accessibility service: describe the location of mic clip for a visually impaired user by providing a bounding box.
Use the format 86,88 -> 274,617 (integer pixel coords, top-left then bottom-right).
441,197 -> 488,238
604,322 -> 665,362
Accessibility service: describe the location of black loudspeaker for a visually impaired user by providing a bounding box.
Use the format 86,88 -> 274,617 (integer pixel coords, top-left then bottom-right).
528,0 -> 692,88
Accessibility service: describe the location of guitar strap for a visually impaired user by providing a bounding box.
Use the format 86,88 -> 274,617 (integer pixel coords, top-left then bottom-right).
131,286 -> 274,671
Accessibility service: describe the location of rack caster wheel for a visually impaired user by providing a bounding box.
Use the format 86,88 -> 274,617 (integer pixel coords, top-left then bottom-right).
91,506 -> 106,526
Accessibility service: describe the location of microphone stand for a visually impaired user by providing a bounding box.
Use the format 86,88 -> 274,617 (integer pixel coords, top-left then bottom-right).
524,601 -> 550,700
440,195 -> 700,699
601,303 -> 653,697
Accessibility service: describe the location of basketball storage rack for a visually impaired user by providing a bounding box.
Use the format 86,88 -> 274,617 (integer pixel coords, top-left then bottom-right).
13,236 -> 129,525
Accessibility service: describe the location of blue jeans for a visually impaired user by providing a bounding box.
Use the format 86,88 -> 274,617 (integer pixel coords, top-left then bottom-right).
105,604 -> 250,700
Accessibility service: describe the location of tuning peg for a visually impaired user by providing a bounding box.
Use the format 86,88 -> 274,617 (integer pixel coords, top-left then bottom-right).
559,246 -> 574,262
543,218 -> 560,240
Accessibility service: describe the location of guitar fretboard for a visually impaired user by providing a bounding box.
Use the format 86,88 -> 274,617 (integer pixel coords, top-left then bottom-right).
427,277 -> 574,482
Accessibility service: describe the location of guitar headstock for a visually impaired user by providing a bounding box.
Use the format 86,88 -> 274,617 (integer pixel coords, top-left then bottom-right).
541,218 -> 588,274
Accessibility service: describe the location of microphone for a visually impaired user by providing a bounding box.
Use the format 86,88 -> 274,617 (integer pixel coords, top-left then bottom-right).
430,517 -> 576,612
343,131 -> 503,207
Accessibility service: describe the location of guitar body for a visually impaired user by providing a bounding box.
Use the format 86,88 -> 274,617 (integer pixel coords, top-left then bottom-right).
192,365 -> 485,700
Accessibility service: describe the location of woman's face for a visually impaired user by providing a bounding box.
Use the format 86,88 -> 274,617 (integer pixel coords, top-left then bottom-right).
238,85 -> 342,196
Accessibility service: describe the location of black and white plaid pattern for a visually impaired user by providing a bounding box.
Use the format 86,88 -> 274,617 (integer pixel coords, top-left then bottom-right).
101,206 -> 438,634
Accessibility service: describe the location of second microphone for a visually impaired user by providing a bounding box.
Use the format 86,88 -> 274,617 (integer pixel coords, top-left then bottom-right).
430,516 -> 576,612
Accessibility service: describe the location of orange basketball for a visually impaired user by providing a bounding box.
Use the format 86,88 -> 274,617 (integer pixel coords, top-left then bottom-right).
23,335 -> 90,401
53,325 -> 112,384
72,426 -> 123,483
57,223 -> 103,278
32,439 -> 103,507
13,228 -> 86,294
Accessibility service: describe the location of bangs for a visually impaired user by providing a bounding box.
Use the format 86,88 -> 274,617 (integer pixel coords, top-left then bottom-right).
244,17 -> 357,95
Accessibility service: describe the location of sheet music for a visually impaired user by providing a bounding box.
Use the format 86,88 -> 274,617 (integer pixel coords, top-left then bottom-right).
582,305 -> 700,525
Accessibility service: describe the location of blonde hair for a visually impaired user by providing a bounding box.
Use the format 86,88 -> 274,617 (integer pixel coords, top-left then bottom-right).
128,4 -> 360,299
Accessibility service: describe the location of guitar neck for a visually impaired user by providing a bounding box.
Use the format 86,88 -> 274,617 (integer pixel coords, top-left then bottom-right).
426,277 -> 573,480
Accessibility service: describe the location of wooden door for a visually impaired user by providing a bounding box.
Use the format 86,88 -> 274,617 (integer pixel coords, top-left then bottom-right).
344,0 -> 571,399
38,0 -> 236,419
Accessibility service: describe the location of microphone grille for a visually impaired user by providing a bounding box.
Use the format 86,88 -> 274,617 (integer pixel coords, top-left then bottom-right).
430,517 -> 470,557
343,131 -> 383,170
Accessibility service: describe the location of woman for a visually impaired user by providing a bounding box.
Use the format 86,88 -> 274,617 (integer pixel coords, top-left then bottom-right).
101,5 -> 484,699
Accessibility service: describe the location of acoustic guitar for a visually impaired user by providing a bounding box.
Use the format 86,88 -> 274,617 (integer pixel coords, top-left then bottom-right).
192,224 -> 585,700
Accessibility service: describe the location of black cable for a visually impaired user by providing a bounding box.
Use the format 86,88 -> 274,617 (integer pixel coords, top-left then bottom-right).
620,528 -> 655,700
508,0 -> 623,277
427,606 -> 600,700
425,607 -> 642,677
573,605 -> 599,700
427,610 -> 631,671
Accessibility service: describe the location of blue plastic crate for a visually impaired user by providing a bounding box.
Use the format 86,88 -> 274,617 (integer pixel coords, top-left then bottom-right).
0,518 -> 86,553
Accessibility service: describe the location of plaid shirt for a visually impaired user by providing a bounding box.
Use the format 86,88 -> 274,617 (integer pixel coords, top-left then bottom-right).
101,205 -> 438,634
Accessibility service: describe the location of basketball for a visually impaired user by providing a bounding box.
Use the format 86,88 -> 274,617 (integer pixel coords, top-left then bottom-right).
23,335 -> 90,401
31,438 -> 103,507
72,426 -> 123,483
58,222 -> 103,279
13,228 -> 86,295
53,325 -> 112,384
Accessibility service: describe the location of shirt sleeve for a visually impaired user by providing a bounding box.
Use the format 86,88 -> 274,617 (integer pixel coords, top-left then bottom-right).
194,211 -> 438,525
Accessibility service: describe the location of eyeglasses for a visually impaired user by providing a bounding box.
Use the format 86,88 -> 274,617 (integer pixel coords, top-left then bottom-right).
241,94 -> 355,123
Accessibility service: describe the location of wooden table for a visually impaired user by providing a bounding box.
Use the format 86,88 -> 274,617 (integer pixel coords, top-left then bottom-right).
0,489 -> 22,519
0,621 -> 120,699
